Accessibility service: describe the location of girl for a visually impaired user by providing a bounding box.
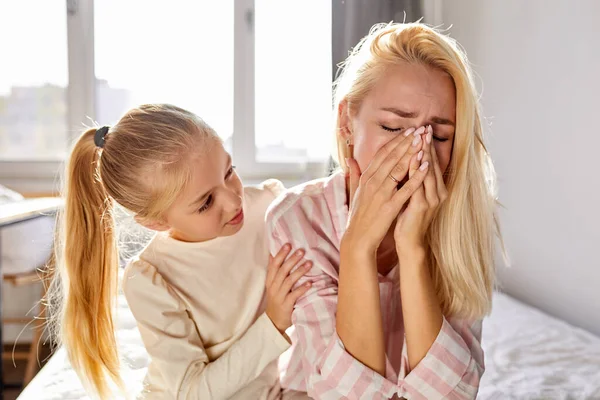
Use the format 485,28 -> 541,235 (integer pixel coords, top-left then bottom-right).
51,104 -> 311,399
266,23 -> 501,399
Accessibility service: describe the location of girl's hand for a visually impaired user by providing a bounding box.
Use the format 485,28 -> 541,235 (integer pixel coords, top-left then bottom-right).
342,127 -> 430,256
395,125 -> 448,255
265,244 -> 312,333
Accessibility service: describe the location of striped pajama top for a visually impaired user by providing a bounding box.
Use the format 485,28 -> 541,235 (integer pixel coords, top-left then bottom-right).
266,171 -> 484,400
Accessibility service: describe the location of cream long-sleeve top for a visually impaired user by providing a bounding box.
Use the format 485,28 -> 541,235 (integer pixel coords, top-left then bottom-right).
122,180 -> 290,400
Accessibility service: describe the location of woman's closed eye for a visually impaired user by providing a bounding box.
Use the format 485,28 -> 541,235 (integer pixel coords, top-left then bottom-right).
380,124 -> 449,142
380,124 -> 404,133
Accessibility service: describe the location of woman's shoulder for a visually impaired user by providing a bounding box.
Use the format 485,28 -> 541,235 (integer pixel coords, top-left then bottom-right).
266,172 -> 344,226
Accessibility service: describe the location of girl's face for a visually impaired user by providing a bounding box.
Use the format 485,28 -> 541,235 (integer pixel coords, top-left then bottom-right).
341,62 -> 456,177
160,139 -> 245,242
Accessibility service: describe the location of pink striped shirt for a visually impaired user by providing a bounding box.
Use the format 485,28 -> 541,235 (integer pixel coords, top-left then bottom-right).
266,171 -> 484,400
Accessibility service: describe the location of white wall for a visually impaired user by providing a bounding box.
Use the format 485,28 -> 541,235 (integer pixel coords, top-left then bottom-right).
432,0 -> 600,334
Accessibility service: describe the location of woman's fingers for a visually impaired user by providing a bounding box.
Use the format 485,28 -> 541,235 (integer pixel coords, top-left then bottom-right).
373,127 -> 424,191
422,126 -> 440,208
390,160 -> 429,212
346,157 -> 362,209
360,127 -> 416,183
429,130 -> 448,202
407,148 -> 427,208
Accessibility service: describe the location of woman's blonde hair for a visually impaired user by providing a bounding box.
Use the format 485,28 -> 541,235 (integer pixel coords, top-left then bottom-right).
49,104 -> 218,398
333,22 -> 500,320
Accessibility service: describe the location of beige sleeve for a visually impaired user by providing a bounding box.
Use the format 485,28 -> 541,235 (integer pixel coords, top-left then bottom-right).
123,260 -> 290,400
261,179 -> 286,199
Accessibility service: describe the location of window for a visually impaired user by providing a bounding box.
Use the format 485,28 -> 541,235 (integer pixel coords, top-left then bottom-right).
0,1 -> 68,161
94,0 -> 234,143
1,0 -> 332,191
254,0 -> 332,163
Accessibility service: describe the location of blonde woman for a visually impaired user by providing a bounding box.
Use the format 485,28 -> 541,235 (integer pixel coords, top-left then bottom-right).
267,23 -> 499,399
51,104 -> 312,399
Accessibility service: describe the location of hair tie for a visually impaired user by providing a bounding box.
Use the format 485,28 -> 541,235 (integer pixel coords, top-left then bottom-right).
94,126 -> 110,148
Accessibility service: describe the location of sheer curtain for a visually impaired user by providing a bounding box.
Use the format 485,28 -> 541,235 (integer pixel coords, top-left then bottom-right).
332,0 -> 423,80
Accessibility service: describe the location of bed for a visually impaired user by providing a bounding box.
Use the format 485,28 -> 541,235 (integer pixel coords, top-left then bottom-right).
17,291 -> 600,399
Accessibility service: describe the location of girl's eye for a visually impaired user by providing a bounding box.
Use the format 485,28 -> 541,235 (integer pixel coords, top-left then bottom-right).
380,124 -> 403,133
225,166 -> 236,179
198,195 -> 213,213
433,136 -> 449,142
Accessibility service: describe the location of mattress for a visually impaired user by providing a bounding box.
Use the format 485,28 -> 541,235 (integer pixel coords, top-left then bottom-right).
18,292 -> 600,399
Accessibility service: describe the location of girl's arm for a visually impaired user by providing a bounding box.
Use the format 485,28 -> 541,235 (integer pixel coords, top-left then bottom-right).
123,260 -> 290,399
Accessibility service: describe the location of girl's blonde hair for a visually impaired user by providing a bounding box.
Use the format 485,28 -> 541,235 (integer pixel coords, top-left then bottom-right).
49,104 -> 218,398
334,22 -> 501,320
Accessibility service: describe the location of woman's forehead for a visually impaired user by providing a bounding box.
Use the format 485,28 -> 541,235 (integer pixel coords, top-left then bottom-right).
364,63 -> 456,114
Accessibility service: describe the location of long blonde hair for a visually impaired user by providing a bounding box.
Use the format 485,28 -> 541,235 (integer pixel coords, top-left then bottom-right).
333,23 -> 500,320
50,104 -> 217,398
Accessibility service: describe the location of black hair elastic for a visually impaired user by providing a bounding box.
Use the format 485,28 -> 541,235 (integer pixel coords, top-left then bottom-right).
94,126 -> 110,148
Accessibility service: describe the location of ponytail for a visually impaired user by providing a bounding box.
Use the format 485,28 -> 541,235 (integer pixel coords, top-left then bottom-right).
53,128 -> 122,398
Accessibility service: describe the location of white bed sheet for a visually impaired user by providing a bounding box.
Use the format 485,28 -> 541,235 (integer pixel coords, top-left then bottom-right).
18,292 -> 600,399
479,293 -> 600,399
17,295 -> 147,400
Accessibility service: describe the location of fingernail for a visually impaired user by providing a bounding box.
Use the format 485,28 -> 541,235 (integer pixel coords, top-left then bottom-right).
403,127 -> 416,137
419,161 -> 430,171
412,135 -> 421,146
305,282 -> 311,287
296,249 -> 304,256
414,126 -> 426,136
417,150 -> 423,161
284,244 -> 291,251
304,262 -> 312,270
426,132 -> 432,144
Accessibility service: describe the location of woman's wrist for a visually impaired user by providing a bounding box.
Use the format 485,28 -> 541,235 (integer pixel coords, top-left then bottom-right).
340,245 -> 377,269
340,231 -> 378,260
396,242 -> 428,265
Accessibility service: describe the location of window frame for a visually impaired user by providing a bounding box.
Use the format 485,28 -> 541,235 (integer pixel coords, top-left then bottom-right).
0,0 -> 329,193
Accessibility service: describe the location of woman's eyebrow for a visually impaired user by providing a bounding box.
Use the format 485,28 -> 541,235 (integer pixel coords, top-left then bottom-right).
381,107 -> 455,127
380,107 -> 418,118
431,116 -> 455,127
